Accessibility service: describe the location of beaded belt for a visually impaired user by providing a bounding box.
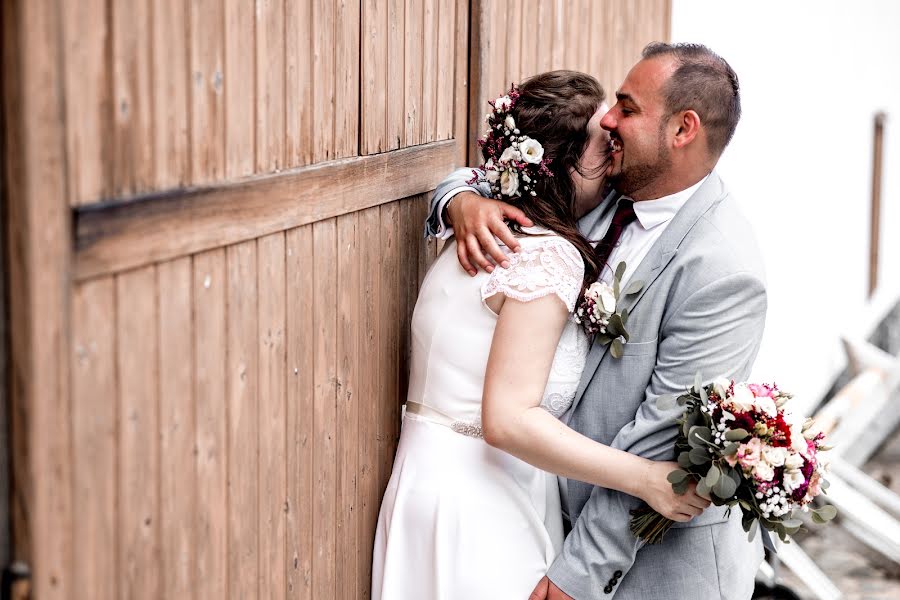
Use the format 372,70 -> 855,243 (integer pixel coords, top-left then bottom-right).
404,401 -> 484,439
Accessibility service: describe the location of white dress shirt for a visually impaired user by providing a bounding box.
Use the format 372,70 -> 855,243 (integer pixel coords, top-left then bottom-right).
580,175 -> 709,289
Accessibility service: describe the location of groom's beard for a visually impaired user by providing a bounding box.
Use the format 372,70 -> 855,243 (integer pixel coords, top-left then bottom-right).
609,132 -> 672,197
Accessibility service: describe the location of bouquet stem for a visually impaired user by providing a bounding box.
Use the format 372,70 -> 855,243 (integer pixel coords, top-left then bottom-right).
629,507 -> 675,544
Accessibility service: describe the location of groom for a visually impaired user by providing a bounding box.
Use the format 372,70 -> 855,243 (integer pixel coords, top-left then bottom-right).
426,43 -> 767,599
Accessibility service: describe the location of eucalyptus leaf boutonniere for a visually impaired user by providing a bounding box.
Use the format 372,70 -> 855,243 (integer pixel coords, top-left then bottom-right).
573,261 -> 644,358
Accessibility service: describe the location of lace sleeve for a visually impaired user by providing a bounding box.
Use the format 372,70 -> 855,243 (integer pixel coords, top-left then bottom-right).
481,237 -> 585,313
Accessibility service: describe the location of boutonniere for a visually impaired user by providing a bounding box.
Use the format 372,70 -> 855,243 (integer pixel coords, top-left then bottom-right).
573,261 -> 644,358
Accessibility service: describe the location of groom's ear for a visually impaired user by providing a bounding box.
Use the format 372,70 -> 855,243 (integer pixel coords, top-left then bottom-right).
672,109 -> 701,149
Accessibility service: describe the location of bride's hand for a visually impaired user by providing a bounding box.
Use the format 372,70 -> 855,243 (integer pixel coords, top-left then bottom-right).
640,461 -> 711,522
446,191 -> 532,276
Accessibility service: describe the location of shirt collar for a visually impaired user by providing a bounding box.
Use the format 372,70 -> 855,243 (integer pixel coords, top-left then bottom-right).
627,174 -> 710,230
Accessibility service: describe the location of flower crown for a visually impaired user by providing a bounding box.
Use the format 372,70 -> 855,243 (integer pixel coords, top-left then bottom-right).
467,84 -> 554,200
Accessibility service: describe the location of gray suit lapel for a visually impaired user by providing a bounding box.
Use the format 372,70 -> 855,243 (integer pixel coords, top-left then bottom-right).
572,173 -> 727,407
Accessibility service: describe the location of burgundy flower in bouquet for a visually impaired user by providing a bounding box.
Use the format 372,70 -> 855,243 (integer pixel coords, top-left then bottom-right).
630,374 -> 838,544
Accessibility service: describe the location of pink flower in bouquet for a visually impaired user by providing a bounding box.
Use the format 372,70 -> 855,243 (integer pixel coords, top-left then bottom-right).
748,383 -> 777,397
807,472 -> 823,497
736,437 -> 762,469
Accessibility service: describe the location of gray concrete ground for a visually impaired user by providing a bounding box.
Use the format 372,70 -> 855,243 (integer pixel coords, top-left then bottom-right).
777,427 -> 900,599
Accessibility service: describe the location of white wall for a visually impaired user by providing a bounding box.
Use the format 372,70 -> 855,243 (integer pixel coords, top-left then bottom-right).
670,0 -> 900,408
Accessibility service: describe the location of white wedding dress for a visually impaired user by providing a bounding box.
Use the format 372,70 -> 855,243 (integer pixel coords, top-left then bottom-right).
372,228 -> 590,600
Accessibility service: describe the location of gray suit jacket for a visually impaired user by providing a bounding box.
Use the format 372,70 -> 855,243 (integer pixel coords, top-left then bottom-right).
428,170 -> 767,599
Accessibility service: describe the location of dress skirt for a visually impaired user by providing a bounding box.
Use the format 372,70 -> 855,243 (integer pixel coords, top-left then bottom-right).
372,413 -> 564,600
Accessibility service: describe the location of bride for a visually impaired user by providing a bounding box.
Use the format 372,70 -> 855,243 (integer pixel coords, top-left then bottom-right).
372,71 -> 709,599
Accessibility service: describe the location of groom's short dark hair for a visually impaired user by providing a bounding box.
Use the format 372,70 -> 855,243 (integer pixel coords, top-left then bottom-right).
642,42 -> 741,158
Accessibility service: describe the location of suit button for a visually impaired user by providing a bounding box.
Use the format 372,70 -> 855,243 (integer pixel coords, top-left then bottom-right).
604,585 -> 613,594
614,570 -> 623,578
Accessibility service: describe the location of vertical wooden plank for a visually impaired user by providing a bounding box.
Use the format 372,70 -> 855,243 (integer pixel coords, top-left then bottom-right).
335,214 -> 360,600
415,197 -> 434,289
312,0 -> 336,161
191,0 -> 226,183
226,240 -> 259,600
519,0 -> 538,79
505,0 -> 522,82
312,220 -> 338,598
577,0 -> 592,72
158,258 -> 195,598
356,207 -> 381,600
335,0 -> 360,158
870,112 -> 886,297
112,0 -> 154,196
61,0 -> 109,205
386,0 -> 404,150
421,0 -> 438,143
256,0 -> 285,172
379,202 -> 401,491
361,0 -> 388,154
116,266 -> 161,600
193,249 -> 228,600
286,226 -> 314,599
225,0 -> 256,177
1,0 -> 72,594
535,0 -> 554,73
153,0 -> 190,189
397,197 -> 420,406
454,0 -> 469,164
285,0 -> 314,166
71,279 -> 116,600
403,0 -> 423,147
550,0 -> 566,69
588,0 -> 605,89
258,233 -> 287,598
435,0 -> 454,140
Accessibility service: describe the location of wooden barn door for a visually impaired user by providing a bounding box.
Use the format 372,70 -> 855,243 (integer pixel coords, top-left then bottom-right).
3,1 -> 467,598
1,1 -> 670,599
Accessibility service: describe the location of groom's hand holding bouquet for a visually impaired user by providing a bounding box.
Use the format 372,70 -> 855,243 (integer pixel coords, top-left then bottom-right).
630,374 -> 837,544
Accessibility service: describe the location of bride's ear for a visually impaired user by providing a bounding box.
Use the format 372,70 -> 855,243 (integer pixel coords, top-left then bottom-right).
672,110 -> 701,149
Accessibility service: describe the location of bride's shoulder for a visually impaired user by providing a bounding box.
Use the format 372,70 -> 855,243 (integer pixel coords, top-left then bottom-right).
511,227 -> 584,266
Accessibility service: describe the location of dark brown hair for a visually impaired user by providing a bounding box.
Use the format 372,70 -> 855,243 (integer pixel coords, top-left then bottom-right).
642,42 -> 741,157
481,70 -> 607,297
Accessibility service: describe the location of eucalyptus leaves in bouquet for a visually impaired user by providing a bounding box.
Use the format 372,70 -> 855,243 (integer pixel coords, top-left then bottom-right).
630,374 -> 837,544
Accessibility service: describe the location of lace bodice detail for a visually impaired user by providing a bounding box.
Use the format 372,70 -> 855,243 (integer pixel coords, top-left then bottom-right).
481,237 -> 584,312
478,233 -> 588,423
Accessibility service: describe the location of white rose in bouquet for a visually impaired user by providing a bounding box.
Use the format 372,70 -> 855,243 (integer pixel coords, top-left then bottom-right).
519,138 -> 544,164
753,461 -> 775,482
504,115 -> 516,130
762,446 -> 787,467
755,395 -> 778,418
500,169 -> 519,196
784,469 -> 805,493
727,384 -> 756,412
784,453 -> 804,471
712,377 -> 731,400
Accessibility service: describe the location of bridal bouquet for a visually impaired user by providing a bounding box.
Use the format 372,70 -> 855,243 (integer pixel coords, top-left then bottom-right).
629,375 -> 837,544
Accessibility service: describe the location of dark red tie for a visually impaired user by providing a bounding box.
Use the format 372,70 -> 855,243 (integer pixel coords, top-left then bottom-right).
595,199 -> 637,272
